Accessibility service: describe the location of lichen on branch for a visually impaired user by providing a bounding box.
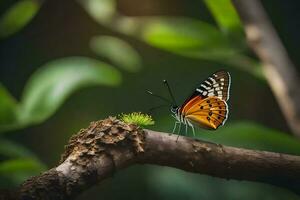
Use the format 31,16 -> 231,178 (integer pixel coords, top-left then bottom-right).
60,117 -> 145,164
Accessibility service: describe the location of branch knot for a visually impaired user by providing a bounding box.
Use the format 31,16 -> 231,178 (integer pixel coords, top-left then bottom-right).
60,117 -> 145,165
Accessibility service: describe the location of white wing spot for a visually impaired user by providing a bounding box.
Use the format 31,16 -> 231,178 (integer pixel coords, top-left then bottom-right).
201,84 -> 209,90
209,77 -> 216,84
205,80 -> 211,85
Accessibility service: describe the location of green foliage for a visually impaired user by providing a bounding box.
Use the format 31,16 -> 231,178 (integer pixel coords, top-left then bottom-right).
19,57 -> 121,125
78,0 -> 116,24
80,0 -> 262,79
0,139 -> 34,158
0,57 -> 121,132
0,84 -> 18,125
146,166 -> 300,200
204,0 -> 242,34
134,17 -> 261,78
0,0 -> 41,38
0,158 -> 46,186
0,139 -> 45,186
119,112 -> 155,127
90,36 -> 142,72
141,17 -> 236,59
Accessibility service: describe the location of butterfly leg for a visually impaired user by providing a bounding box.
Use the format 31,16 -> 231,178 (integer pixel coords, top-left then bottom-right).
187,120 -> 195,136
175,122 -> 182,142
177,122 -> 182,135
192,125 -> 195,136
185,121 -> 188,136
172,121 -> 179,134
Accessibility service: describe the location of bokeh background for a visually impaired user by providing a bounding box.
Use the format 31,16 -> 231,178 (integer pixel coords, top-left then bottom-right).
1,0 -> 300,199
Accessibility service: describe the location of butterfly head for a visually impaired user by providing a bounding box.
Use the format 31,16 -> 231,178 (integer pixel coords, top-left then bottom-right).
170,105 -> 179,114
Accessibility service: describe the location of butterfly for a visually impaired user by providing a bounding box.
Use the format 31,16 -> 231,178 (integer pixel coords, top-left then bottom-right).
169,70 -> 231,135
147,70 -> 231,136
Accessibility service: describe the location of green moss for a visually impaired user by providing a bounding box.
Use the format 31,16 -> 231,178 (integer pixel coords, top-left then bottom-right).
119,112 -> 154,127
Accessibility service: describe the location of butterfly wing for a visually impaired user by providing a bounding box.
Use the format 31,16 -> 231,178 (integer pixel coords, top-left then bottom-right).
179,70 -> 230,130
184,96 -> 228,130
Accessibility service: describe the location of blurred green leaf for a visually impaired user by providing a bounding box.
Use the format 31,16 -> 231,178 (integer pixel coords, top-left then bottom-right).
0,139 -> 34,158
204,0 -> 242,34
0,57 -> 121,133
19,57 -> 121,125
141,17 -> 237,59
0,0 -> 41,38
78,0 -> 116,24
0,139 -> 45,186
0,158 -> 46,185
197,121 -> 300,155
147,166 -> 300,200
0,84 -> 18,125
132,17 -> 261,78
90,36 -> 142,72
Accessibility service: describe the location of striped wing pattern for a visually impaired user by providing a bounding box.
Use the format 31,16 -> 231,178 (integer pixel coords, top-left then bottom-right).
195,70 -> 230,101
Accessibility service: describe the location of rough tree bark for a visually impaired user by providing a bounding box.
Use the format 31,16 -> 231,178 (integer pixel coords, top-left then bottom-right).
8,117 -> 300,200
232,0 -> 300,138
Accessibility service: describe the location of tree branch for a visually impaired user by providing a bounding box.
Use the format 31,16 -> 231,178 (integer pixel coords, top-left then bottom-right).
14,117 -> 300,199
231,0 -> 300,138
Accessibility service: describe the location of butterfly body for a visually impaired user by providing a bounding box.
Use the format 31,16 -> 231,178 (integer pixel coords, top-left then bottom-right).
171,70 -> 231,134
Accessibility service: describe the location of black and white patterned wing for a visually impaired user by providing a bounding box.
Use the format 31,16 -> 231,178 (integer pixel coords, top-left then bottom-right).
196,70 -> 231,101
181,70 -> 231,108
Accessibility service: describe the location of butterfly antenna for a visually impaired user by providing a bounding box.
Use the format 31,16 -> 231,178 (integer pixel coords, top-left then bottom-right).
148,104 -> 169,114
146,90 -> 173,105
163,80 -> 177,106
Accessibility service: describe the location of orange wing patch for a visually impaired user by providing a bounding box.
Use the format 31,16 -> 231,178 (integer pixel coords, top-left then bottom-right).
182,96 -> 228,130
180,95 -> 204,114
